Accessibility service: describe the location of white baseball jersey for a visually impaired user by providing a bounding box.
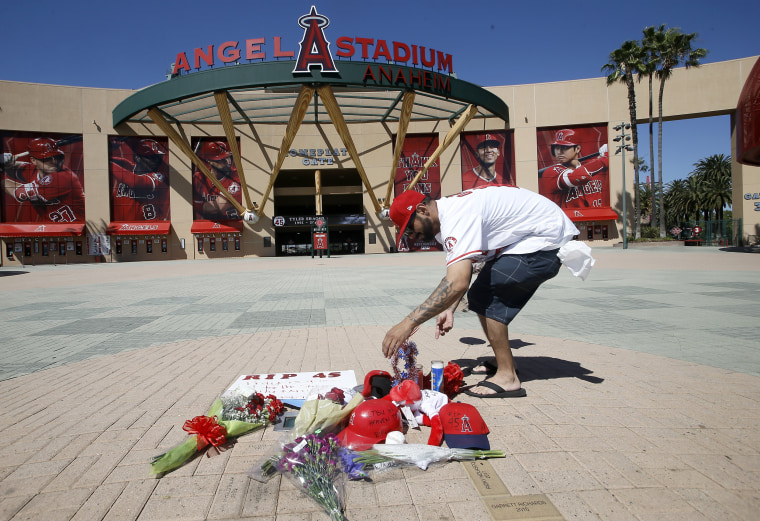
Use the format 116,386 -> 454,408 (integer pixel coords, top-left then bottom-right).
435,185 -> 579,266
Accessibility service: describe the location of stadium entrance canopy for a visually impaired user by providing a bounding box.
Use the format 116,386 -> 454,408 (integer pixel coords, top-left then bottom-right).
112,7 -> 509,222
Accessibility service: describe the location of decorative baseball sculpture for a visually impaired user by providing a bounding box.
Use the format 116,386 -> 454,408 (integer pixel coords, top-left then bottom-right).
242,210 -> 259,224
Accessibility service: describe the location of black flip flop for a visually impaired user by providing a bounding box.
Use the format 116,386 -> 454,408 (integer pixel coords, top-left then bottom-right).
463,380 -> 527,398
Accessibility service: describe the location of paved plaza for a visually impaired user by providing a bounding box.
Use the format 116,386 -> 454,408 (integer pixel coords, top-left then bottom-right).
0,245 -> 758,520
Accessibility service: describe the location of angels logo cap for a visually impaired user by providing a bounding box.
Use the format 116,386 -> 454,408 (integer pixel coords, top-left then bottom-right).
389,190 -> 425,249
439,403 -> 490,450
551,129 -> 578,147
477,134 -> 502,149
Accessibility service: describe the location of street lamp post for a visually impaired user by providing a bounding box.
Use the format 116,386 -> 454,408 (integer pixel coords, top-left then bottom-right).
613,122 -> 634,249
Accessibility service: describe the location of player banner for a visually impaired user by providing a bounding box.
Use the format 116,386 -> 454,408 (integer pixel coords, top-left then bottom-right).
109,137 -> 170,222
1,131 -> 85,224
536,124 -> 613,216
394,133 -> 442,252
460,130 -> 515,189
191,137 -> 243,221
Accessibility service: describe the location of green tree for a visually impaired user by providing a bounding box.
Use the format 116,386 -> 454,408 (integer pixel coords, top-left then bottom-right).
603,41 -> 647,238
653,27 -> 708,235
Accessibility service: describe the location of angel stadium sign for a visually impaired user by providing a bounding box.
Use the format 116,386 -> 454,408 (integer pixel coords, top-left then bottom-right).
170,5 -> 455,92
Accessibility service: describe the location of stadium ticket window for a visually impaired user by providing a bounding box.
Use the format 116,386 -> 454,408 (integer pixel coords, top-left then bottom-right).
587,225 -> 593,240
59,241 -> 66,256
146,239 -> 153,254
76,241 -> 82,255
234,236 -> 240,251
222,237 -> 228,251
115,239 -> 123,255
5,243 -> 12,259
161,238 -> 167,253
210,237 -> 216,252
24,242 -> 31,257
602,225 -> 609,239
197,236 -> 204,253
131,240 -> 138,254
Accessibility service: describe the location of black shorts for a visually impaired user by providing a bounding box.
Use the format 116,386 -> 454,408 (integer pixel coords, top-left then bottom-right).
466,249 -> 561,325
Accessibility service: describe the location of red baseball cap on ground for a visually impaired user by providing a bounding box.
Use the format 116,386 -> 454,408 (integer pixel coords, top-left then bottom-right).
338,399 -> 403,450
389,190 -> 425,249
438,403 -> 490,450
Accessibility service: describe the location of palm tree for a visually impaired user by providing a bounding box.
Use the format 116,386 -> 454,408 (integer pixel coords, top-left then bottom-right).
692,154 -> 732,220
641,26 -> 665,227
603,40 -> 647,238
654,28 -> 708,236
664,179 -> 689,225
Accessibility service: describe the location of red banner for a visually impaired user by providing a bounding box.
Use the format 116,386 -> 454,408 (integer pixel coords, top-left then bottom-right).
192,137 -> 243,222
393,133 -> 442,252
536,124 -> 613,219
460,131 -> 515,189
1,132 -> 85,224
313,232 -> 327,250
109,137 -> 171,222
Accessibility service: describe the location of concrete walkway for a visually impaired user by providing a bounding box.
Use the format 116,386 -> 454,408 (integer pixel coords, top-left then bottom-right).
0,246 -> 758,520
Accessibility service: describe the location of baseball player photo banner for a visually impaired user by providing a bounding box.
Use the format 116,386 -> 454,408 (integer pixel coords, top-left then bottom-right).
536,124 -> 612,215
109,137 -> 171,222
393,133 -> 442,252
1,132 -> 85,224
460,131 -> 515,190
191,137 -> 243,221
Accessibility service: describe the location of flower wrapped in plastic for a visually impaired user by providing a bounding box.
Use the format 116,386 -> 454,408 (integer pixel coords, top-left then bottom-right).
277,433 -> 348,520
355,443 -> 505,471
290,388 -> 363,439
150,393 -> 285,475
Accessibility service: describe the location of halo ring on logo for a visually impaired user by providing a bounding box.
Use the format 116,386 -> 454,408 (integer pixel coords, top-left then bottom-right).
298,10 -> 329,29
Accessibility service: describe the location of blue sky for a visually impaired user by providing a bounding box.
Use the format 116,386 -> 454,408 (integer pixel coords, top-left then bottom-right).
2,0 -> 758,185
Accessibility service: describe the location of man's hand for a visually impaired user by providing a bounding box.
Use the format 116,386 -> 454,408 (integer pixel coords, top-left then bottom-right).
435,309 -> 454,339
382,318 -> 416,359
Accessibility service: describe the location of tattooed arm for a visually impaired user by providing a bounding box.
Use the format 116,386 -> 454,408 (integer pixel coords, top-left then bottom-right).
382,260 -> 472,358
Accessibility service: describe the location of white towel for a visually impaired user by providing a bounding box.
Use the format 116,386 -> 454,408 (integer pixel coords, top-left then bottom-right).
557,241 -> 595,281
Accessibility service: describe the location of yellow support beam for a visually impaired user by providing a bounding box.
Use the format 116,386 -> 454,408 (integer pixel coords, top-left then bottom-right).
257,85 -> 315,217
214,91 -> 256,212
317,85 -> 382,215
384,91 -> 416,208
405,104 -> 479,192
147,107 -> 245,215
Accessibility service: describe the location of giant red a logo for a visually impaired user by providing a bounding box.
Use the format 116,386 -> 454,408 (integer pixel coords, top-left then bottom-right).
293,6 -> 338,73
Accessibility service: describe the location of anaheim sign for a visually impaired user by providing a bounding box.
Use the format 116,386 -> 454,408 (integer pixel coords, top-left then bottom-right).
171,6 -> 454,82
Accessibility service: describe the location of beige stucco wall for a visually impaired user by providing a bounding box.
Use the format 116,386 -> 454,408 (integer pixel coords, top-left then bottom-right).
1,55 -> 758,264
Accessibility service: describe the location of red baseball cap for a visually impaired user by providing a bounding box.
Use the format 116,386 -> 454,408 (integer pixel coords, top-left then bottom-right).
388,379 -> 422,405
338,399 -> 403,450
438,403 -> 490,450
551,129 -> 578,147
477,134 -> 502,149
199,141 -> 231,161
28,138 -> 64,159
134,139 -> 166,156
389,190 -> 425,249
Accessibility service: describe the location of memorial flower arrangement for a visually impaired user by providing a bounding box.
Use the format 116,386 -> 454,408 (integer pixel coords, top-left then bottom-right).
355,443 -> 505,471
420,362 -> 465,399
150,393 -> 285,475
277,433 -> 348,521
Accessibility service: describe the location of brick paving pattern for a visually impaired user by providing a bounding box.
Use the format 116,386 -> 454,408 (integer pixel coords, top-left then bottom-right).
0,246 -> 758,520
